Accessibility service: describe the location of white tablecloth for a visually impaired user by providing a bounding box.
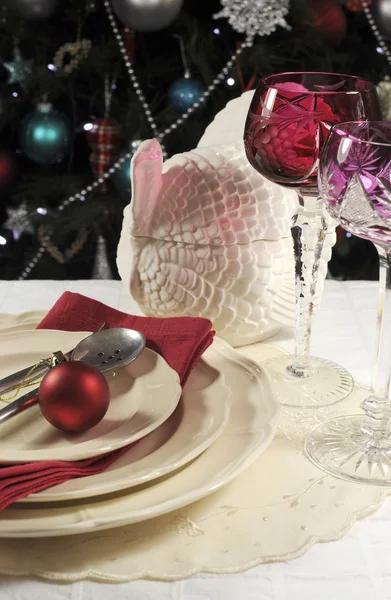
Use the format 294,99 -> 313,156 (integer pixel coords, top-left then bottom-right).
0,279 -> 390,600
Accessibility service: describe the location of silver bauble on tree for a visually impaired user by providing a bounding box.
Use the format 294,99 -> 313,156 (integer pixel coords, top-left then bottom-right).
7,0 -> 60,19
372,0 -> 391,40
112,0 -> 183,32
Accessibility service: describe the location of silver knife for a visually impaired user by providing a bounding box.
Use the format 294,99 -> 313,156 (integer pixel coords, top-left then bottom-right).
0,323 -> 106,396
0,351 -> 67,397
0,387 -> 39,424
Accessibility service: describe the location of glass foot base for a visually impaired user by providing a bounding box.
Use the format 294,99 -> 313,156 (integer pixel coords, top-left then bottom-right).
264,356 -> 354,409
305,415 -> 391,486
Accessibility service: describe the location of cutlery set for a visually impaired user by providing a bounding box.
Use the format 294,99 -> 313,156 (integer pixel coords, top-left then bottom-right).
0,326 -> 146,424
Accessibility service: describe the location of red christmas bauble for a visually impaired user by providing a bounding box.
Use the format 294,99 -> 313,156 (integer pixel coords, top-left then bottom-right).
39,361 -> 110,433
0,147 -> 18,198
344,0 -> 371,12
123,26 -> 135,62
303,0 -> 347,47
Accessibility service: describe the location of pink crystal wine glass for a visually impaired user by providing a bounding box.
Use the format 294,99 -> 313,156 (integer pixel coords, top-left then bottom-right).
306,121 -> 391,485
244,72 -> 381,408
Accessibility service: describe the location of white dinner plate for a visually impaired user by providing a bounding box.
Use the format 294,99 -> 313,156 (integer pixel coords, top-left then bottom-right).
19,356 -> 231,502
0,337 -> 280,537
0,330 -> 181,463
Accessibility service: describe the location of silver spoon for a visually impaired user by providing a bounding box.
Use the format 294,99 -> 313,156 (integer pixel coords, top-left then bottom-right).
0,328 -> 146,424
0,327 -> 145,395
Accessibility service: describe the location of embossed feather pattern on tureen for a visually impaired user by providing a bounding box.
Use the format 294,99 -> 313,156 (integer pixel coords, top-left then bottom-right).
117,92 -> 335,346
128,139 -> 298,244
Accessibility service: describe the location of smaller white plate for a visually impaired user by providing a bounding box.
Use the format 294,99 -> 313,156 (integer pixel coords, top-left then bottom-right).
0,330 -> 181,463
20,358 -> 231,502
0,311 -> 46,335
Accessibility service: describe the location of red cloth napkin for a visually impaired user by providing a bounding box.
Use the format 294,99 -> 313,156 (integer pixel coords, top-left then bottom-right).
38,292 -> 214,387
0,292 -> 215,510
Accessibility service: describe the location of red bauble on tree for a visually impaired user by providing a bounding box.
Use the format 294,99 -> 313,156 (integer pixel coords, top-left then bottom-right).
303,0 -> 347,47
39,361 -> 110,433
122,26 -> 135,62
0,147 -> 18,198
86,118 -> 121,191
344,0 -> 371,12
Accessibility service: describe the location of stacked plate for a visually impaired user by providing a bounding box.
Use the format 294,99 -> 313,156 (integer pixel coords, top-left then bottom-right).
0,319 -> 280,538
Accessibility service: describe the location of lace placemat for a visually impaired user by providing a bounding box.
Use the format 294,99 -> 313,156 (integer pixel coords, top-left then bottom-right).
0,341 -> 387,582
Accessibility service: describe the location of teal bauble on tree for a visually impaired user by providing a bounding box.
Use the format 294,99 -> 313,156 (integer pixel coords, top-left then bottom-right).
6,0 -> 60,19
112,139 -> 142,202
20,103 -> 72,165
168,75 -> 205,113
168,36 -> 205,113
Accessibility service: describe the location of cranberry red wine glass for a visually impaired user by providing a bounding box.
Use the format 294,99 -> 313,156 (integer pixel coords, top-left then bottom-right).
306,121 -> 391,485
244,72 -> 381,408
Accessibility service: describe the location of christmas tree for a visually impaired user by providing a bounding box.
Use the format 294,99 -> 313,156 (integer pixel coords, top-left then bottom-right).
0,0 -> 387,280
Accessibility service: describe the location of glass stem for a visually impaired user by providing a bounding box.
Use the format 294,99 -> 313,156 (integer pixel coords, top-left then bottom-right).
360,246 -> 391,430
288,195 -> 327,378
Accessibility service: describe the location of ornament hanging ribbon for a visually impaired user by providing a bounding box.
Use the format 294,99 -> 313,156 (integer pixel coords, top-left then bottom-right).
0,351 -> 66,403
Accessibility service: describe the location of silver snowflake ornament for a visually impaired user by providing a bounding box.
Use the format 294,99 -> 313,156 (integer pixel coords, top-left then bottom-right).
213,0 -> 291,41
4,47 -> 33,89
4,202 -> 34,239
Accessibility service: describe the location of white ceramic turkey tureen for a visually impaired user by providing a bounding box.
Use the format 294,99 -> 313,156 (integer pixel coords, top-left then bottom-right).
117,92 -> 335,346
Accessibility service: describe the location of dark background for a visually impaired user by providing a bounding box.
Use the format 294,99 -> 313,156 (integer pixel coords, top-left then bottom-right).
0,0 -> 386,280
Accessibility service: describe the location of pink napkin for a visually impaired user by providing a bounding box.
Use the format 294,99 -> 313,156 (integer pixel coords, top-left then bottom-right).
0,293 -> 215,510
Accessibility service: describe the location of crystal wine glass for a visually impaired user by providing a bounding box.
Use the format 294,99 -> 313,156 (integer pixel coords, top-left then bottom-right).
244,72 -> 381,408
305,121 -> 391,485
